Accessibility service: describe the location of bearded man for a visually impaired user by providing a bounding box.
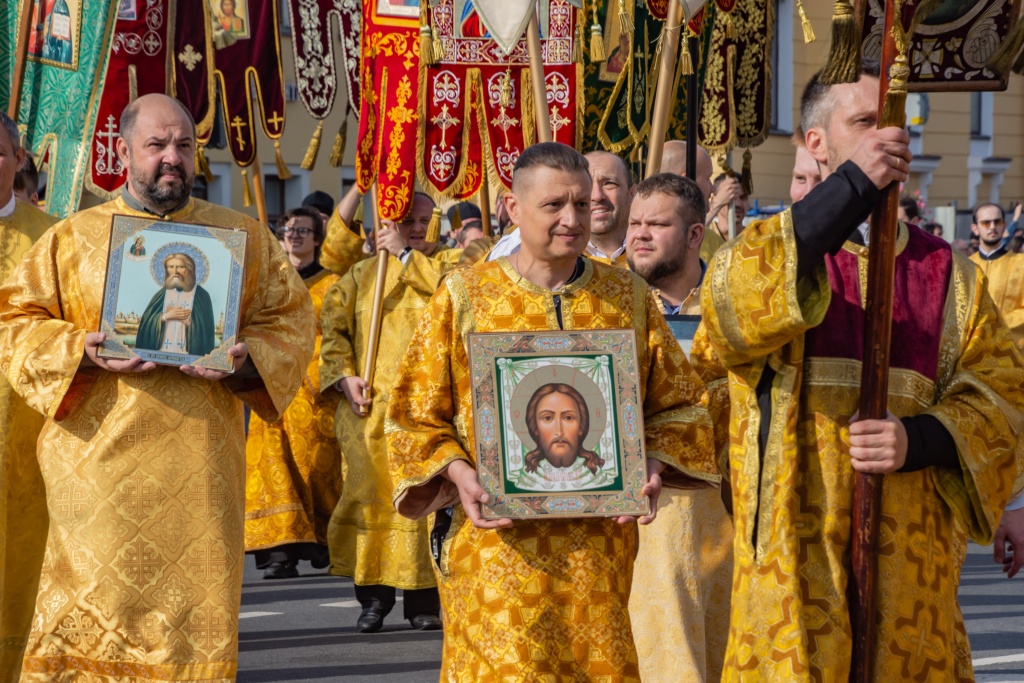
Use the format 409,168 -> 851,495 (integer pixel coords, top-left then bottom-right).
136,252 -> 216,356
0,93 -> 313,682
523,383 -> 604,475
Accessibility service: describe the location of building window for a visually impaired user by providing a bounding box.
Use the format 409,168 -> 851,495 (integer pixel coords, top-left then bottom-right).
279,2 -> 291,35
969,91 -> 992,139
770,0 -> 794,134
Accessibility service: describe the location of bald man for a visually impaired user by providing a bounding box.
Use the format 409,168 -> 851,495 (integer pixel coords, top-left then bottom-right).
0,93 -> 314,680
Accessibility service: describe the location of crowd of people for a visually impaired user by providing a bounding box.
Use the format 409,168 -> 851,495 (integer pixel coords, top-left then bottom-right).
0,61 -> 1022,683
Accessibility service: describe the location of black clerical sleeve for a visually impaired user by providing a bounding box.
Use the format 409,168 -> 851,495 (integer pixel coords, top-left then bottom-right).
898,414 -> 960,472
790,161 -> 881,279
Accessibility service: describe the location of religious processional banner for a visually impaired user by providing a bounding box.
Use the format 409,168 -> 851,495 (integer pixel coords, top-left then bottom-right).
699,0 -> 774,153
861,0 -> 1020,91
0,0 -> 118,218
86,0 -> 214,198
417,0 -> 581,201
284,0 -> 361,169
212,0 -> 287,169
354,0 -> 421,221
173,0 -> 217,143
582,0 -> 716,155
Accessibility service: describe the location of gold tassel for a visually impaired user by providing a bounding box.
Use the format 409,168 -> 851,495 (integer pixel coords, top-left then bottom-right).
499,70 -> 513,108
352,196 -> 365,235
450,205 -> 462,236
195,144 -> 214,183
986,17 -> 1024,76
432,20 -> 445,63
590,3 -> 606,63
680,37 -> 694,75
241,169 -> 253,207
329,119 -> 347,167
301,120 -> 323,171
797,0 -> 815,43
741,149 -> 753,197
723,12 -> 735,39
425,206 -> 442,242
618,0 -> 633,36
274,141 -> 292,179
819,0 -> 861,85
574,9 -> 585,63
420,24 -> 438,66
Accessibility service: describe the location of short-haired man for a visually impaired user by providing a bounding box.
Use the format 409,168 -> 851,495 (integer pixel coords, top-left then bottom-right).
970,202 -> 1024,348
659,140 -> 724,263
13,154 -> 41,206
385,142 -> 718,679
706,172 -> 749,240
702,64 -> 1024,680
898,194 -> 920,223
584,150 -> 633,266
245,206 -> 343,580
320,192 -> 453,633
625,173 -> 734,682
790,144 -> 822,204
0,111 -> 56,679
0,94 -> 314,679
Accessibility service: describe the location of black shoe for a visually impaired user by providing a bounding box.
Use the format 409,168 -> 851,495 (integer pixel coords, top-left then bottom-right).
357,608 -> 385,633
409,614 -> 442,631
263,561 -> 298,579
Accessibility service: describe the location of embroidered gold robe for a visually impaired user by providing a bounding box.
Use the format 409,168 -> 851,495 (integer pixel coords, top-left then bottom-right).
386,258 -> 718,682
244,269 -> 343,554
0,201 -> 57,682
629,296 -> 734,683
0,196 -> 314,682
702,214 -> 1024,682
320,212 -> 366,276
699,226 -> 726,263
320,249 -> 454,589
970,250 -> 1024,349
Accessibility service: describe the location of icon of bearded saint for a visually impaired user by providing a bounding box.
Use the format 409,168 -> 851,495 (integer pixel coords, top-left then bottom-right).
523,383 -> 605,475
135,253 -> 216,356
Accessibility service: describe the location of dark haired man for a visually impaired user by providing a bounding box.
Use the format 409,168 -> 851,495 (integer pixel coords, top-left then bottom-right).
969,202 -> 1024,353
0,93 -> 314,679
245,206 -> 343,579
898,194 -> 921,223
13,154 -> 41,206
385,142 -> 717,679
702,64 -> 1024,680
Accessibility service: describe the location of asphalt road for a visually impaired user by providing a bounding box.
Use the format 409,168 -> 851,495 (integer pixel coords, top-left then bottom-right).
237,542 -> 1023,683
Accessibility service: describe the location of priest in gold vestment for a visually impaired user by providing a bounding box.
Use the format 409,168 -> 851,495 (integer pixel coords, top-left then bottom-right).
386,143 -> 718,681
245,207 -> 343,579
624,174 -> 734,683
702,67 -> 1024,682
0,95 -> 314,682
320,193 -> 453,632
0,112 -> 57,682
969,202 -> 1024,349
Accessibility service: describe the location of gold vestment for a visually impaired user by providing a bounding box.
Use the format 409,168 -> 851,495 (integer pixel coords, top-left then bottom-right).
702,213 -> 1024,681
244,269 -> 343,554
970,250 -> 1024,349
386,258 -> 718,682
0,196 -> 314,682
0,201 -> 56,681
320,249 -> 453,589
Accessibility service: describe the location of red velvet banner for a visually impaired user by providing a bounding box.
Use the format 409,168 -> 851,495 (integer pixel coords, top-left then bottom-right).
354,1 -> 421,221
212,0 -> 286,167
418,0 -> 580,201
285,0 -> 361,120
173,0 -> 216,141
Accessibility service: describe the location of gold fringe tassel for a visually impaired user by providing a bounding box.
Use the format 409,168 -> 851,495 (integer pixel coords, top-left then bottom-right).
590,3 -> 606,63
618,0 -> 633,36
723,12 -> 735,39
432,19 -> 445,63
741,149 -> 753,197
798,0 -> 815,43
301,120 -> 323,171
500,70 -> 514,108
680,37 -> 694,75
819,0 -> 861,85
450,205 -> 462,236
241,169 -> 253,207
274,141 -> 292,179
420,24 -> 438,66
574,8 -> 585,63
329,119 -> 347,167
352,194 -> 365,233
425,206 -> 442,242
195,145 -> 214,183
986,17 -> 1024,76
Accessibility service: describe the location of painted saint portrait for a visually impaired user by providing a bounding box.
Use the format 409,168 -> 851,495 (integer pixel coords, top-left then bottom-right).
523,383 -> 605,475
127,235 -> 146,258
376,0 -> 420,19
27,0 -> 81,70
211,0 -> 250,39
135,252 -> 216,356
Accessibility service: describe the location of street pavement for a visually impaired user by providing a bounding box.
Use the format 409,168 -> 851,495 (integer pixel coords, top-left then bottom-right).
237,541 -> 1023,682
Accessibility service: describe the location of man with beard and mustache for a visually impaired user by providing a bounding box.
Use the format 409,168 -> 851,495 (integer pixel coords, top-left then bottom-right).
625,173 -> 734,683
135,253 -> 216,356
969,203 -> 1024,350
0,93 -> 314,681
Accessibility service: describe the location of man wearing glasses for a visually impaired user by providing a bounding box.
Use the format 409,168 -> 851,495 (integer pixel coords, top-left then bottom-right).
969,203 -> 1024,347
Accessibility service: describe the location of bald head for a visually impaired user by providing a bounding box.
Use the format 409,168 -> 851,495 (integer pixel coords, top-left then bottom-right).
661,141 -> 713,199
120,94 -> 196,148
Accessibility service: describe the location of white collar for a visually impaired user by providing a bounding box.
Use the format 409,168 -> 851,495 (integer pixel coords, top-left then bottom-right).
586,242 -> 626,260
0,195 -> 16,219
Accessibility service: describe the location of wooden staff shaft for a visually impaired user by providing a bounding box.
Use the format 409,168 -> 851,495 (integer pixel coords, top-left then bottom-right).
251,153 -> 269,226
851,2 -> 902,681
479,179 -> 491,236
360,184 -> 388,417
644,0 -> 684,178
8,0 -> 35,120
526,10 -> 552,143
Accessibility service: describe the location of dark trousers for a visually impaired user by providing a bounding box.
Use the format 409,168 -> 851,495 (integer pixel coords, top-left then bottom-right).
354,584 -> 440,620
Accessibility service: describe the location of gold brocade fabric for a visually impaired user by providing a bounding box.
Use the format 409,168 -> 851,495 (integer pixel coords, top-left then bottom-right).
244,270 -> 343,552
385,258 -> 718,682
320,250 -> 453,589
320,212 -> 366,276
0,197 -> 314,682
699,227 -> 726,264
0,202 -> 56,682
970,251 -> 1024,350
586,251 -> 629,268
701,210 -> 1024,682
